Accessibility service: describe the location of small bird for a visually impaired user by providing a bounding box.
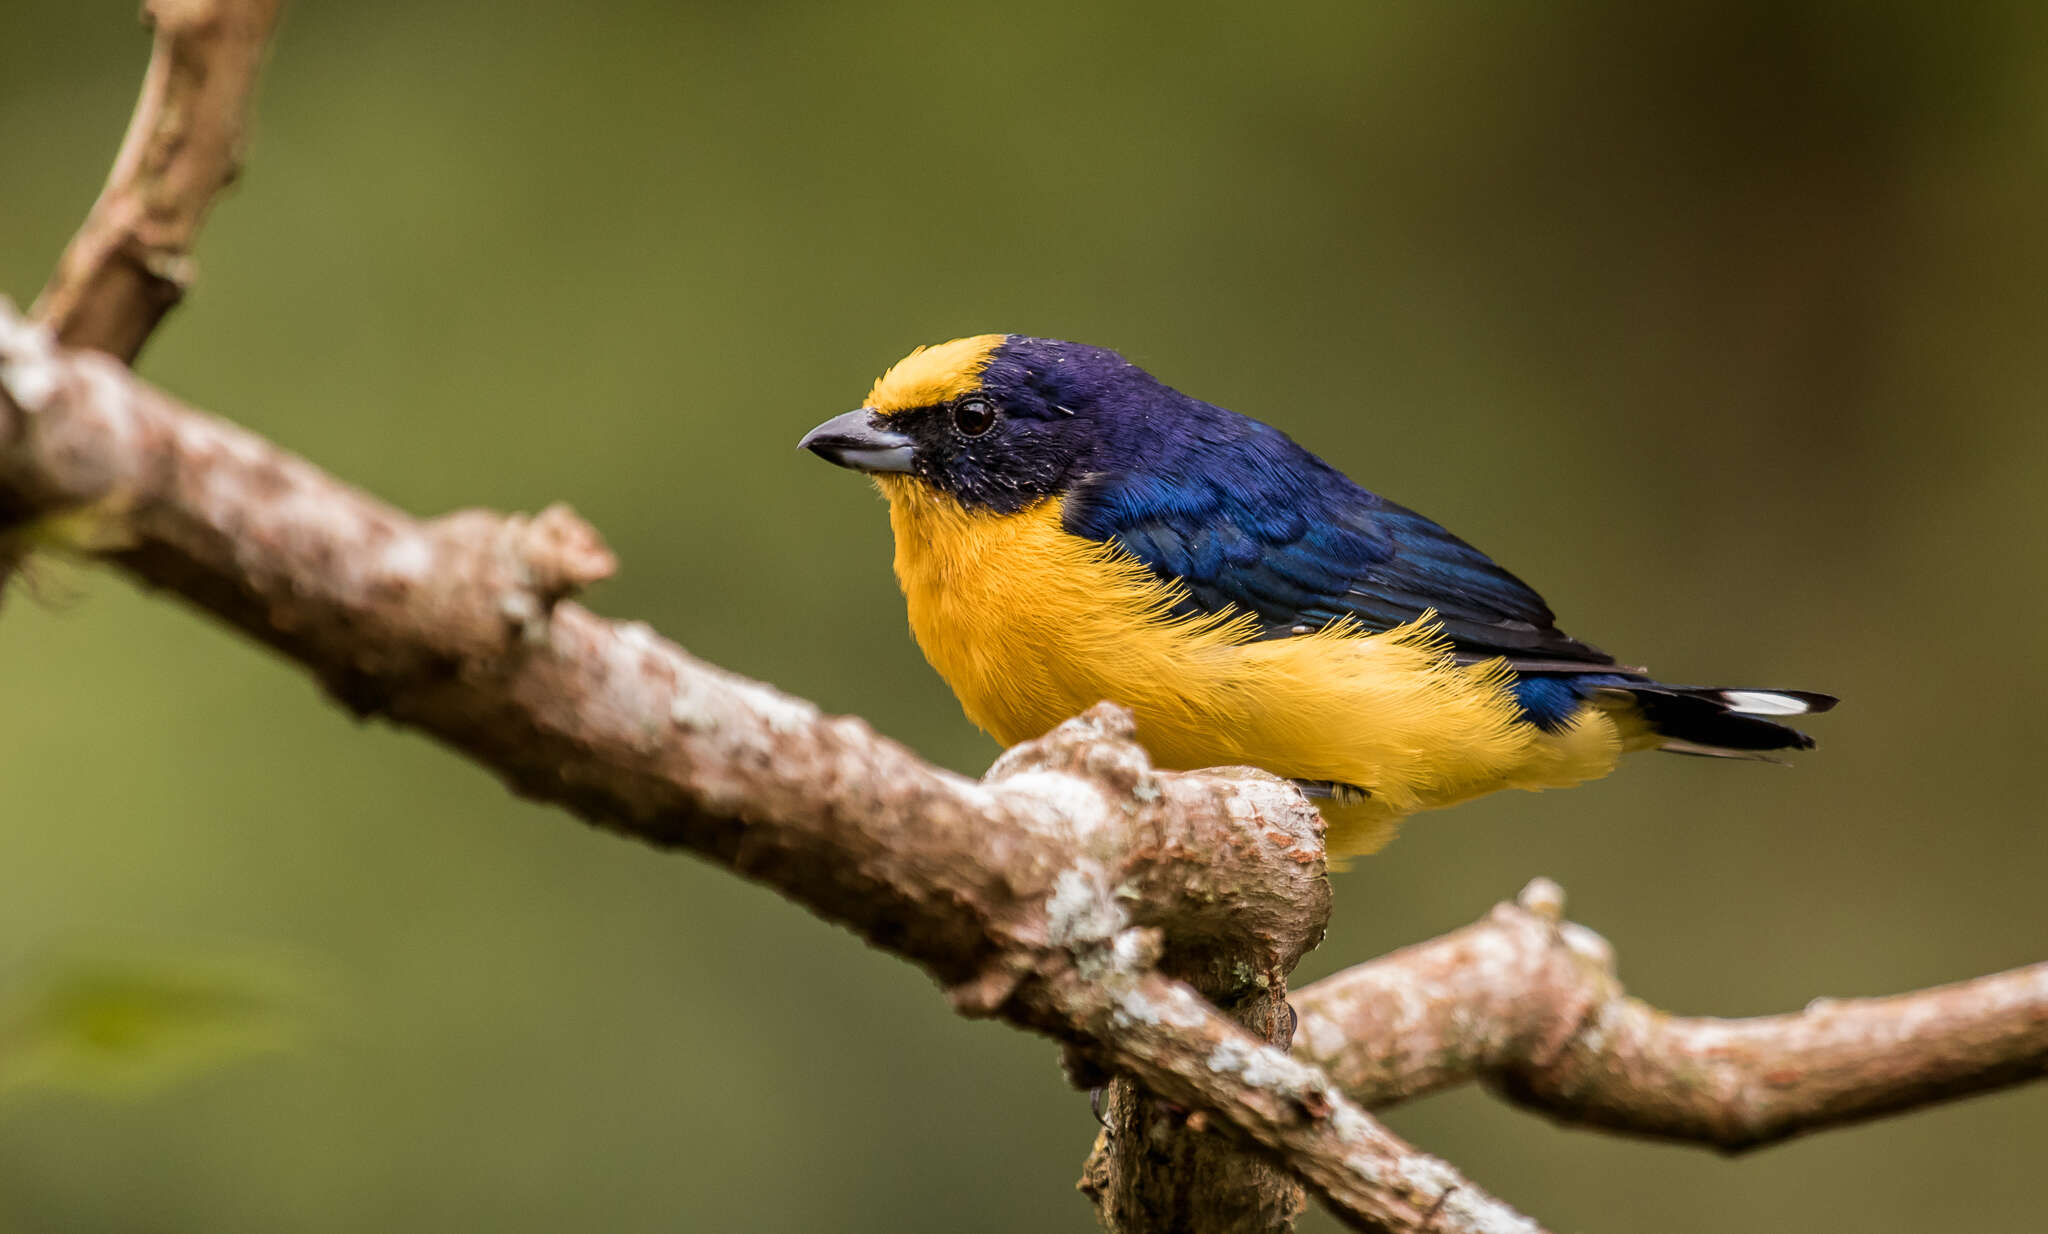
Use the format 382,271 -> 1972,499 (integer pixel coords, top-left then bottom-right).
801,335 -> 1833,857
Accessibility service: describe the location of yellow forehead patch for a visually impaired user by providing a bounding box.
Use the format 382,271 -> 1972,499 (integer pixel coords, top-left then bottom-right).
866,334 -> 1007,414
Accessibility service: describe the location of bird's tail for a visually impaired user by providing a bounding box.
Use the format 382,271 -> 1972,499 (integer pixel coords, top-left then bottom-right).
1598,683 -> 1838,760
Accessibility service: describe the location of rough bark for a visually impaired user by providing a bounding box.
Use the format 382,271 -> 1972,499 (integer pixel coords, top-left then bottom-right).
9,7 -> 2045,1232
1294,879 -> 2048,1151
1080,990 -> 1308,1234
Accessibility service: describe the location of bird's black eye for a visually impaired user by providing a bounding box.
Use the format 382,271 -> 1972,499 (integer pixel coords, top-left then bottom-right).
952,396 -> 997,437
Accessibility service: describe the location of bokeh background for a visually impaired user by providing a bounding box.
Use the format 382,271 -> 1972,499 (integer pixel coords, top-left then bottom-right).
4,2 -> 2045,1230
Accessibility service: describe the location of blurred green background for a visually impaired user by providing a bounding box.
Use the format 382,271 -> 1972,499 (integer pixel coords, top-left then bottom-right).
4,2 -> 2045,1230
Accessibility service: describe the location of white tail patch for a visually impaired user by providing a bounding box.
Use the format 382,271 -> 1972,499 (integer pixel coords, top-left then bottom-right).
1720,690 -> 1812,716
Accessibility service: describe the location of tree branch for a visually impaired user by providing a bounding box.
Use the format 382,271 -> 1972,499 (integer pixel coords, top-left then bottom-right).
14,9 -> 2042,1230
1293,879 -> 2048,1151
1041,969 -> 1542,1234
0,303 -> 1546,1233
32,0 -> 283,362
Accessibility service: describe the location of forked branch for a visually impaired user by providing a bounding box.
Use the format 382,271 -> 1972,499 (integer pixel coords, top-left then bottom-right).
10,6 -> 2045,1233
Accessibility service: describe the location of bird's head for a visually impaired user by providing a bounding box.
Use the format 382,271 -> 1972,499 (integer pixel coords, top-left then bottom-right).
799,335 -> 1174,514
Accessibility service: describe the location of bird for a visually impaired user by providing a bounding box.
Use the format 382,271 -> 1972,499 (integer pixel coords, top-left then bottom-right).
800,334 -> 1833,858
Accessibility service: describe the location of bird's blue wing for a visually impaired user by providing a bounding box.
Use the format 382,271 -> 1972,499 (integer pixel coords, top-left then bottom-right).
1061,438 -> 1617,669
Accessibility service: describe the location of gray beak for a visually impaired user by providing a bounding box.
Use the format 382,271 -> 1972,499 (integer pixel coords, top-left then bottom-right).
798,408 -> 916,474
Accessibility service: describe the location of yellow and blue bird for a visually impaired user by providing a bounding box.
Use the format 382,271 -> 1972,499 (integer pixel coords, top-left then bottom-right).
801,335 -> 1833,858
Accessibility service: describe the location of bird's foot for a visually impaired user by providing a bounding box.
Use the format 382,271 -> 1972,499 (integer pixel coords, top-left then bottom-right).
1293,778 -> 1371,807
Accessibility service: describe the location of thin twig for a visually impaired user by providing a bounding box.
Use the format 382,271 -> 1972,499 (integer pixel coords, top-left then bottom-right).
1293,879 -> 2048,1151
32,0 -> 284,362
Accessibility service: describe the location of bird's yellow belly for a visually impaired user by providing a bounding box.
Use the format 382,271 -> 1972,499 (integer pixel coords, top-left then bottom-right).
879,483 -> 1627,855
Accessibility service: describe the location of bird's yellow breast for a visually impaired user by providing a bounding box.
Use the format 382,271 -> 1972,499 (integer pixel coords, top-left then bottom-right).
876,480 -> 1630,854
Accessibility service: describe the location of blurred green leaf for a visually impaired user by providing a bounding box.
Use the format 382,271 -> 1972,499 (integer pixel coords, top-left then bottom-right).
0,946 -> 317,1102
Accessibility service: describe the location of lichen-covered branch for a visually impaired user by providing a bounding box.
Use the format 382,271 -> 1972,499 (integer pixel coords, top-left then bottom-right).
32,0 -> 284,362
0,303 -> 1325,991
13,8 -> 2041,1231
1037,968 -> 1542,1234
0,303 -> 1544,1234
1293,880 -> 2048,1151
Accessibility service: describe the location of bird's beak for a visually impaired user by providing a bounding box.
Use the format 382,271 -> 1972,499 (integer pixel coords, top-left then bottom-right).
798,408 -> 916,474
